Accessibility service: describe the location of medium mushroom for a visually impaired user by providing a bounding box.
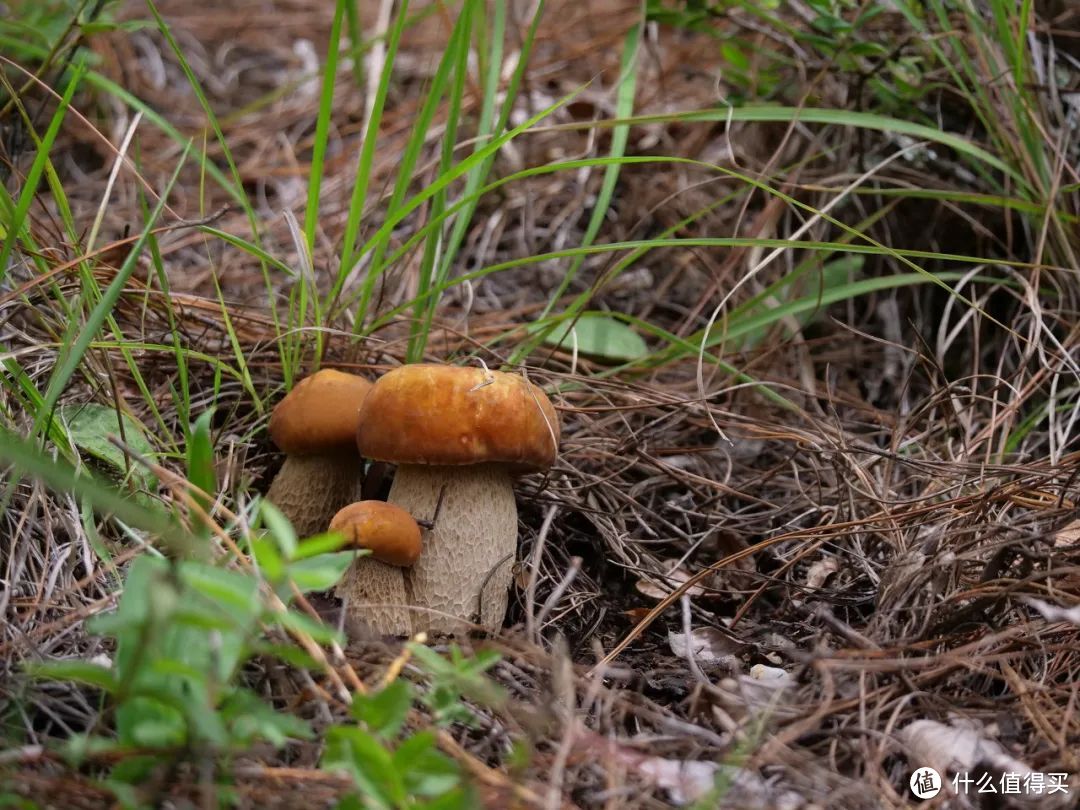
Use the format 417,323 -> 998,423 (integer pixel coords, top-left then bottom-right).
266,369 -> 372,538
355,363 -> 559,635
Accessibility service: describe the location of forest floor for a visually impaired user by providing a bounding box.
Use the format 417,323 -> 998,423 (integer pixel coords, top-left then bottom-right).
2,0 -> 1080,807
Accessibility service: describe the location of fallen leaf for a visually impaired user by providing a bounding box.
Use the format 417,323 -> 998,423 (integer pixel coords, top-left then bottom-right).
59,403 -> 158,495
750,664 -> 791,683
668,627 -> 745,671
597,737 -> 803,807
634,757 -> 719,804
805,556 -> 840,590
899,718 -> 1032,779
1053,518 -> 1080,547
636,567 -> 706,600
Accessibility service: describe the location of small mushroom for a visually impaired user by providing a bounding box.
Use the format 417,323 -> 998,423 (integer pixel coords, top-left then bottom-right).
330,501 -> 423,566
355,364 -> 559,635
330,500 -> 425,638
266,369 -> 372,538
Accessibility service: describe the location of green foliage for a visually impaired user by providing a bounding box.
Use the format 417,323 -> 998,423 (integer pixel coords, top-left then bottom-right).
645,0 -> 922,110
322,644 -> 505,809
58,403 -> 158,495
530,312 -> 650,362
186,410 -> 216,526
11,431 -> 509,806
408,644 -> 506,726
0,0 -> 132,69
29,554 -> 308,756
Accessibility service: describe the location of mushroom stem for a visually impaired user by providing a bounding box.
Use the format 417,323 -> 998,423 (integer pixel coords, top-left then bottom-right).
266,450 -> 364,538
337,557 -> 414,638
386,464 -> 517,634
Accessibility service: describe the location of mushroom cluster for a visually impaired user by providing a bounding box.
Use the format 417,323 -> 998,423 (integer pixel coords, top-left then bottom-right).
268,363 -> 560,639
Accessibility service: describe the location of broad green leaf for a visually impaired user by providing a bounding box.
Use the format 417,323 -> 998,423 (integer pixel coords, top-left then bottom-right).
259,499 -> 298,561
278,608 -> 346,646
737,255 -> 865,350
396,731 -> 462,797
179,563 -> 261,617
287,551 -> 355,593
58,403 -> 157,494
187,410 -> 215,536
220,689 -> 313,746
323,726 -> 403,807
25,660 -> 118,692
350,680 -> 414,740
293,530 -> 351,560
531,312 -> 649,362
251,535 -> 286,583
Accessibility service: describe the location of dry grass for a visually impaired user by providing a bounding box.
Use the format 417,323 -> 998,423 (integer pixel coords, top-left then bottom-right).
2,0 -> 1080,807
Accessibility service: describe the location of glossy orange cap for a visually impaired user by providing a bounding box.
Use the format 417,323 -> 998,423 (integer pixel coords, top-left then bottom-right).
355,364 -> 559,472
329,501 -> 423,567
269,369 -> 373,454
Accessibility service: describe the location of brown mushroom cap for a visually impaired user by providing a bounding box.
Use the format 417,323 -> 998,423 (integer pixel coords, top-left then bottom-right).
270,369 -> 373,455
329,500 -> 423,567
355,364 -> 559,472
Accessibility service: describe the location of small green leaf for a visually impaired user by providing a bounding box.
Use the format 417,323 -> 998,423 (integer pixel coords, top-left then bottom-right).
395,731 -> 462,797
249,641 -> 321,670
721,41 -> 750,72
737,255 -> 865,350
220,688 -> 313,746
531,312 -> 649,362
25,660 -> 118,692
179,563 -> 261,618
278,608 -> 346,646
294,530 -> 351,560
260,499 -> 298,560
252,535 -> 286,583
287,551 -> 355,592
187,410 -> 216,533
323,726 -> 403,807
849,41 -> 888,58
351,680 -> 414,740
58,403 -> 157,494
59,734 -> 124,766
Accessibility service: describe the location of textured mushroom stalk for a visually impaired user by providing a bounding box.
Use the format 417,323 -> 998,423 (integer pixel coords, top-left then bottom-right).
387,464 -> 517,635
265,450 -> 364,538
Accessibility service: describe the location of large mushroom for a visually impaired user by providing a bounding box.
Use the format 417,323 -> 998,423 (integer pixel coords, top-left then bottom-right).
355,364 -> 559,635
266,369 -> 372,537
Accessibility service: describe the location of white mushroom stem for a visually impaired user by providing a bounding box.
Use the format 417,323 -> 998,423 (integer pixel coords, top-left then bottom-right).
386,464 -> 517,635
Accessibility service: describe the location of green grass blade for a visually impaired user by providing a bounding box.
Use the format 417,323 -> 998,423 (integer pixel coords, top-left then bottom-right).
304,0 -> 348,253
0,60 -> 83,285
333,0 -> 412,307
0,426 -> 195,558
510,22 -> 641,365
33,140 -> 193,438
